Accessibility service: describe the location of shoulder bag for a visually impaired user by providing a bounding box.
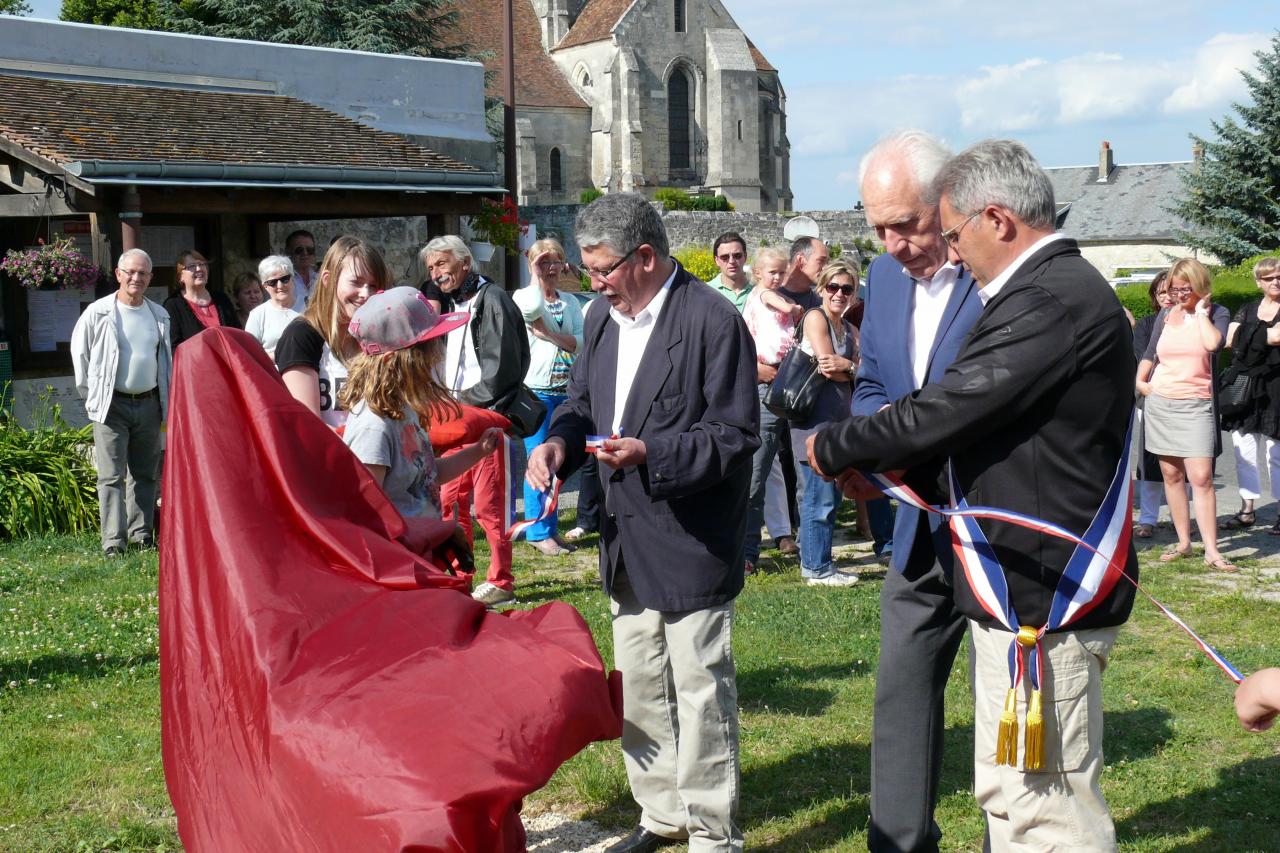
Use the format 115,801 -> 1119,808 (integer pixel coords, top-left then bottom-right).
762,309 -> 833,421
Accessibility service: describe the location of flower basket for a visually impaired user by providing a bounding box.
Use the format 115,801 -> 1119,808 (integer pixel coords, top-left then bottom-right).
1,236 -> 98,294
467,196 -> 529,257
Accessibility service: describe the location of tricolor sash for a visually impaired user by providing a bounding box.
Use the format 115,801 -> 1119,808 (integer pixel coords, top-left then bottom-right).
506,432 -> 620,540
859,414 -> 1242,768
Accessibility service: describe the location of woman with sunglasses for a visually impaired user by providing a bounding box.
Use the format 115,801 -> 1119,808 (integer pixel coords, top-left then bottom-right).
244,255 -> 301,360
1136,257 -> 1234,571
1219,257 -> 1280,533
164,249 -> 241,350
1132,272 -> 1174,538
790,259 -> 861,587
519,238 -> 585,556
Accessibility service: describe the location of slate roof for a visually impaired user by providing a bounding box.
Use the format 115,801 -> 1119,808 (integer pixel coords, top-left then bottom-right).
1045,162 -> 1199,242
447,0 -> 588,109
554,0 -> 778,73
0,73 -> 480,173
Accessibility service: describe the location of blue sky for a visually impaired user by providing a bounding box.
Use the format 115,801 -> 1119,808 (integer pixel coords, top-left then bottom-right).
27,0 -> 1278,211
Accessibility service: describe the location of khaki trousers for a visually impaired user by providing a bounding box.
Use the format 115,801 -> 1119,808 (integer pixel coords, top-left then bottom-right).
610,571 -> 742,852
970,620 -> 1120,852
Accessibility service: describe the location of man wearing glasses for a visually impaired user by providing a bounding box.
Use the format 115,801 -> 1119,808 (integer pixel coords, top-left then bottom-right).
285,229 -> 317,309
71,249 -> 173,557
527,193 -> 758,853
708,231 -> 750,312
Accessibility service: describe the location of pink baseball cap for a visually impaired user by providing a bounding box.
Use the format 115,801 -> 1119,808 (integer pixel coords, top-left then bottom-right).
348,287 -> 469,355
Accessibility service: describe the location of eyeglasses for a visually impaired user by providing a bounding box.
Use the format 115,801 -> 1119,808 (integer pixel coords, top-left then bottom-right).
584,245 -> 639,280
536,260 -> 565,271
1169,286 -> 1194,295
717,251 -> 745,262
263,274 -> 292,288
1258,274 -> 1280,283
824,283 -> 856,296
290,246 -> 316,256
184,262 -> 209,272
119,268 -> 151,279
941,211 -> 982,246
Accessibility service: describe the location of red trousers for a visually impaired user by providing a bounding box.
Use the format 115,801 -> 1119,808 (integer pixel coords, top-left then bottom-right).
440,441 -> 514,591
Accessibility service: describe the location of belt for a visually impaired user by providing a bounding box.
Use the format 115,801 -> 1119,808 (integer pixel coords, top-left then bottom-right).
115,388 -> 158,400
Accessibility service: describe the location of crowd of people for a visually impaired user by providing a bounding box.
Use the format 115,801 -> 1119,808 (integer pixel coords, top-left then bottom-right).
67,128 -> 1280,853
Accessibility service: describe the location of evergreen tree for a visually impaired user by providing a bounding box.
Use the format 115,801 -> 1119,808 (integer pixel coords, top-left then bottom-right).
59,0 -> 465,59
1175,32 -> 1280,266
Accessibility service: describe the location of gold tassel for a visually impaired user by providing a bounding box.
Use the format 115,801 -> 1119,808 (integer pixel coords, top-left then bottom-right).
1023,688 -> 1044,770
995,687 -> 1019,766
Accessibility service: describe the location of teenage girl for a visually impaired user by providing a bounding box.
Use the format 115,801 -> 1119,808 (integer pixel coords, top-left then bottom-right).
276,236 -> 388,429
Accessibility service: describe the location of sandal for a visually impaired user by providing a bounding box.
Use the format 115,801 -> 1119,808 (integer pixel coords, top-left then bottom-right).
1221,510 -> 1256,530
1133,523 -> 1154,539
1159,545 -> 1193,562
529,538 -> 570,557
1205,556 -> 1239,573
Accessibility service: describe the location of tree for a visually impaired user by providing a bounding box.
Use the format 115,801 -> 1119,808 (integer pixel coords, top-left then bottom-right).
1,0 -> 32,15
1175,32 -> 1280,266
59,0 -> 466,59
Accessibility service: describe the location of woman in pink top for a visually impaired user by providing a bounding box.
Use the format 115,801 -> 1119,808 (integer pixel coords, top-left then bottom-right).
1135,257 -> 1234,570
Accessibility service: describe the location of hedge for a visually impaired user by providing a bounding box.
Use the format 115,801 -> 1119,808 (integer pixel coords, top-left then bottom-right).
1115,251 -> 1280,321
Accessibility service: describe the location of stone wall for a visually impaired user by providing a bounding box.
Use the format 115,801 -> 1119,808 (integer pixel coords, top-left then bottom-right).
522,204 -> 875,263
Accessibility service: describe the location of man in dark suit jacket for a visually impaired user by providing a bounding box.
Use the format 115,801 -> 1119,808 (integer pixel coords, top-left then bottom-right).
527,193 -> 759,853
812,139 -> 1136,851
850,130 -> 985,853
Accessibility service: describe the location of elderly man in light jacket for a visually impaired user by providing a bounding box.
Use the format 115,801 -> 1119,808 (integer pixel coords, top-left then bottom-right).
70,248 -> 173,556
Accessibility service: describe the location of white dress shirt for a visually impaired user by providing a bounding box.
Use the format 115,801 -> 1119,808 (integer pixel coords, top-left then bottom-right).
978,233 -> 1068,306
909,263 -> 960,389
609,267 -> 677,435
445,287 -> 484,395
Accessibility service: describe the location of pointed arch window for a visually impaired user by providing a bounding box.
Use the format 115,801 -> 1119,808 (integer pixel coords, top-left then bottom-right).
668,68 -> 691,171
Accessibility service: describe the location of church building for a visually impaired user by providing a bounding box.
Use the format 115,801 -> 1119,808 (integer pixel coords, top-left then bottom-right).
452,0 -> 791,212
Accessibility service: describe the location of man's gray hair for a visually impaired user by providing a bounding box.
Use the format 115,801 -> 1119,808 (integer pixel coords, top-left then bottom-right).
575,192 -> 669,258
790,235 -> 822,262
258,254 -> 294,281
932,139 -> 1056,230
117,248 -> 152,270
420,235 -> 473,265
858,130 -> 952,196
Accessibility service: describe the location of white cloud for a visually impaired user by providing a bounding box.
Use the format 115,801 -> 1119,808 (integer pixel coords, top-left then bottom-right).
1163,32 -> 1271,112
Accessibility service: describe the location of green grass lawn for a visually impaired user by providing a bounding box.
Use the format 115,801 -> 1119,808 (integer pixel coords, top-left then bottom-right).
1,523 -> 1278,852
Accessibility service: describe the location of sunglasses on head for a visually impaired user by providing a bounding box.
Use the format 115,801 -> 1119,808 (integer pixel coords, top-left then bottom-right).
824,283 -> 856,296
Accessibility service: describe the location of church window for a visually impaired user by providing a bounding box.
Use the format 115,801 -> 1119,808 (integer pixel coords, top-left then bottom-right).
550,148 -> 563,192
674,0 -> 686,33
668,68 -> 691,171
737,120 -> 742,141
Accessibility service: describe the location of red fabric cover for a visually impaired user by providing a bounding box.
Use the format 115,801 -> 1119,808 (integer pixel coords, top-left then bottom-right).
160,328 -> 621,853
428,403 -> 512,452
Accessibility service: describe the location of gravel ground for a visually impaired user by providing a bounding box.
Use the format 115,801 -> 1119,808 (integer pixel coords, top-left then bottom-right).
524,813 -> 628,852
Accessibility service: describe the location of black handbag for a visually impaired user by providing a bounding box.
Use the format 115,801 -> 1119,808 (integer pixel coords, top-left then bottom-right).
498,385 -> 548,438
1218,370 -> 1254,417
762,310 -> 831,421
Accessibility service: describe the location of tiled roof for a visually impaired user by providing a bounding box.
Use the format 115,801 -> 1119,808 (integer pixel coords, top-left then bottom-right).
448,0 -> 588,109
747,39 -> 775,73
555,0 -> 633,50
1045,162 -> 1202,242
0,73 -> 480,172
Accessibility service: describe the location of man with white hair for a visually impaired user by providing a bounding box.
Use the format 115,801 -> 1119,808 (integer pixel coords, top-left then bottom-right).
71,248 -> 173,556
421,235 -> 530,606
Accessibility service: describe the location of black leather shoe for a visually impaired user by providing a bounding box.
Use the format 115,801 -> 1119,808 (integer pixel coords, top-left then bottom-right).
605,826 -> 680,853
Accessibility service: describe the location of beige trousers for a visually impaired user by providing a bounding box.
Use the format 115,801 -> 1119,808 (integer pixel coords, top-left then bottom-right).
610,572 -> 742,852
970,620 -> 1120,852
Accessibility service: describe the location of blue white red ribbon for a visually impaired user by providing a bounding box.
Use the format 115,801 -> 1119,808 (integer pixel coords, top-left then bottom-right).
858,416 -> 1242,685
505,432 -> 618,540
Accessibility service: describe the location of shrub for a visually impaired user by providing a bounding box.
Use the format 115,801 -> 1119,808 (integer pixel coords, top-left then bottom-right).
0,397 -> 97,539
1117,251 -> 1280,320
579,188 -> 603,204
653,188 -> 732,212
672,247 -> 719,282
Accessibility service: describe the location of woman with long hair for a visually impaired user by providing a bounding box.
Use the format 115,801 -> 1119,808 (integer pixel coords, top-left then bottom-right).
1135,257 -> 1235,571
275,236 -> 389,429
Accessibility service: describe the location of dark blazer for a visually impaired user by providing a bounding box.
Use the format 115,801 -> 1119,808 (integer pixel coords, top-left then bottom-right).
817,238 -> 1138,630
163,291 -> 241,350
548,263 -> 760,612
853,256 -> 983,571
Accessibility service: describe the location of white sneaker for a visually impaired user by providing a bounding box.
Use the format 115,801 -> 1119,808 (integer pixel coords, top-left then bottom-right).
472,582 -> 516,606
805,572 -> 860,587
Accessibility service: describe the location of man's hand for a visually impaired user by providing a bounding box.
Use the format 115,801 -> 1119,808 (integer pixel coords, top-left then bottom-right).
805,433 -> 833,479
596,437 -> 647,469
836,469 -> 886,501
757,362 -> 777,384
1236,667 -> 1280,732
526,437 -> 566,491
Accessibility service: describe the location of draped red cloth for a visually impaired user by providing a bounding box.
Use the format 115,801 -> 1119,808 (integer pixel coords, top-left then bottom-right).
159,329 -> 622,852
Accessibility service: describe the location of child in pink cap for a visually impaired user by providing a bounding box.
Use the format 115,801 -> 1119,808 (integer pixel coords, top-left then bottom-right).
340,287 -> 502,520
